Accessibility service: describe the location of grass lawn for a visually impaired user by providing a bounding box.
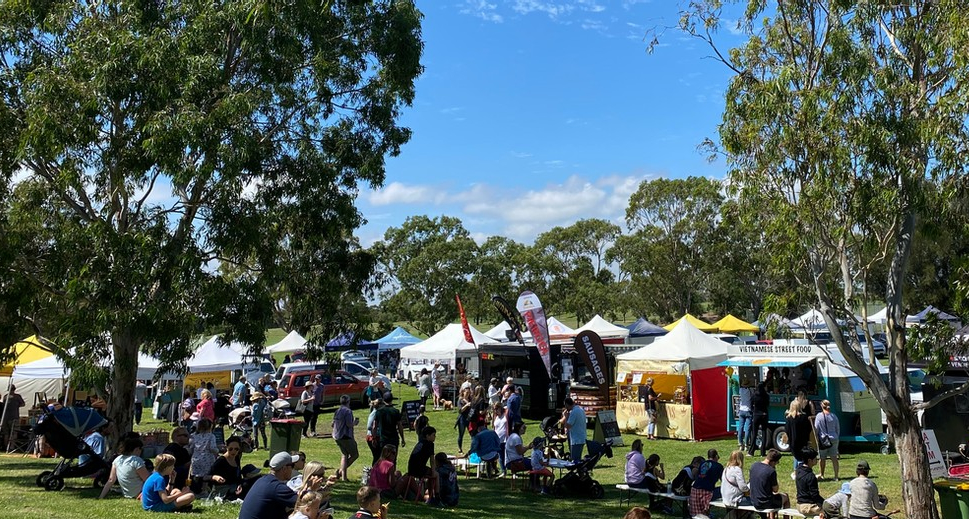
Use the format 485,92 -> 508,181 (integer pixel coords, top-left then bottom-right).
0,383 -> 917,519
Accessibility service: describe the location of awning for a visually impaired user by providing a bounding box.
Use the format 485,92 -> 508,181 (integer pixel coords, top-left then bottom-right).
718,358 -> 810,368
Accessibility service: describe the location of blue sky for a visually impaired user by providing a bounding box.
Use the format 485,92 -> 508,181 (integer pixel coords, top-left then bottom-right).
356,0 -> 746,246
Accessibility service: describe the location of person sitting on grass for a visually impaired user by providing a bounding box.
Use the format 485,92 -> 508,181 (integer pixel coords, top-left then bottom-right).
529,437 -> 555,494
350,486 -> 389,519
290,489 -> 328,519
239,452 -> 299,519
822,482 -> 851,519
142,453 -> 196,512
99,436 -> 150,499
435,452 -> 460,507
162,427 -> 192,491
404,426 -> 439,504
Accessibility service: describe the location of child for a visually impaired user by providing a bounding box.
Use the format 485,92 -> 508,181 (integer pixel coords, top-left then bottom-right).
189,418 -> 219,490
414,405 -> 429,440
142,453 -> 195,512
290,489 -> 332,519
529,437 -> 554,494
251,393 -> 269,450
434,452 -> 459,507
822,482 -> 851,519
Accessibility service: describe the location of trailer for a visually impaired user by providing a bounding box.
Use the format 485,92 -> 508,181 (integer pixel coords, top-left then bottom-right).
720,340 -> 884,451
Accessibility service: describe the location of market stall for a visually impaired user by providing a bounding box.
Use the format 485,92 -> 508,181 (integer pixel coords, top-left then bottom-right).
615,320 -> 729,440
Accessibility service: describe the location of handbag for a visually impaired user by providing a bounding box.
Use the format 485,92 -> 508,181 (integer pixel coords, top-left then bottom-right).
818,434 -> 833,449
295,400 -> 307,413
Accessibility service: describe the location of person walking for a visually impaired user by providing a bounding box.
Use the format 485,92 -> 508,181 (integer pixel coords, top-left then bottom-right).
815,399 -> 841,480
332,394 -> 360,481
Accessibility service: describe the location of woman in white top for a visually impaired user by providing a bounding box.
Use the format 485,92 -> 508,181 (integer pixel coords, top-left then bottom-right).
98,436 -> 150,499
492,403 -> 509,474
721,450 -> 751,507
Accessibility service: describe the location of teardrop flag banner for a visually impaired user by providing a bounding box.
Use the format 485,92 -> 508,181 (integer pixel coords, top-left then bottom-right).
491,295 -> 525,345
574,330 -> 609,401
517,290 -> 552,378
456,294 -> 476,348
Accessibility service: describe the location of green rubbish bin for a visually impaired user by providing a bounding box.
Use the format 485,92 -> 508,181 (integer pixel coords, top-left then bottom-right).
936,482 -> 969,518
269,419 -> 303,455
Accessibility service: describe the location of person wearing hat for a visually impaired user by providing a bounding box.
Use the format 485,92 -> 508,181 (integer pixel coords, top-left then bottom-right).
847,460 -> 888,519
251,392 -> 269,450
823,482 -> 852,519
794,447 -> 824,517
238,452 -> 299,519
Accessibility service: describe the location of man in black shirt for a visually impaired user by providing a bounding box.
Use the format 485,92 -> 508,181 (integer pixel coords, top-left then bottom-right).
795,448 -> 824,517
373,393 -> 405,453
405,426 -> 438,503
239,452 -> 298,519
747,382 -> 770,456
162,426 -> 191,489
749,449 -> 790,511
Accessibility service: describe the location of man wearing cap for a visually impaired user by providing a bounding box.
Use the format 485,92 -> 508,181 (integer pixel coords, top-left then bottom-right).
848,460 -> 887,519
795,447 -> 825,518
823,482 -> 852,519
238,452 -> 299,519
372,393 -> 405,454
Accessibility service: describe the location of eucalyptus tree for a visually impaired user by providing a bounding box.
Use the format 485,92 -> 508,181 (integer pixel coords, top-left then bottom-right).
372,215 -> 477,336
614,176 -> 723,321
0,0 -> 423,438
681,1 -> 969,515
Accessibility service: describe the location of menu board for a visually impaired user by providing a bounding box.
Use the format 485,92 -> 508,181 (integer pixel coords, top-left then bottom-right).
401,400 -> 421,429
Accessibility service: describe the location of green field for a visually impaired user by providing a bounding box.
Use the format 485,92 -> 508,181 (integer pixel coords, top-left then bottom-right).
0,384 -> 916,518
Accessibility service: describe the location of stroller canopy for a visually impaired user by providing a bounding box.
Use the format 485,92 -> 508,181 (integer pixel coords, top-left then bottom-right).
49,407 -> 108,437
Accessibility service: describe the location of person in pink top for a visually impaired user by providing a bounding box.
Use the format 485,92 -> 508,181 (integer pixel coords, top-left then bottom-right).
196,389 -> 216,422
369,445 -> 401,500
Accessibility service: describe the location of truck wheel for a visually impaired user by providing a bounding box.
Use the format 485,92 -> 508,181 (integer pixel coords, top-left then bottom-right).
772,426 -> 790,452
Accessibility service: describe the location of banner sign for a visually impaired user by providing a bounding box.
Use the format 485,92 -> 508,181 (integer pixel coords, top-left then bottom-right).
456,294 -> 476,348
574,330 -> 609,400
491,295 -> 525,344
517,291 -> 552,378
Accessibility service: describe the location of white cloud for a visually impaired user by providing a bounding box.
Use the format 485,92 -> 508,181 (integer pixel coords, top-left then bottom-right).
511,151 -> 533,158
368,181 -> 444,205
512,0 -> 575,18
460,0 -> 504,23
440,106 -> 464,115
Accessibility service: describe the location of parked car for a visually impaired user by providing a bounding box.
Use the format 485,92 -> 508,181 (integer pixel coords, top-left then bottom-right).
277,369 -> 370,408
273,361 -> 329,383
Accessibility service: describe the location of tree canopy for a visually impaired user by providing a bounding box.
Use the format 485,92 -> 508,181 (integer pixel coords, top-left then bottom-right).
0,0 -> 423,437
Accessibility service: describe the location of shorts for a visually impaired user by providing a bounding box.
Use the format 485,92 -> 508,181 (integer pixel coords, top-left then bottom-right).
819,438 -> 839,458
759,494 -> 783,509
433,386 -> 441,398
146,502 -> 177,513
336,438 -> 359,459
797,503 -> 822,516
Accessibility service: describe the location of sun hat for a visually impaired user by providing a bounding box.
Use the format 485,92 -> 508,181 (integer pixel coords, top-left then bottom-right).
841,482 -> 851,495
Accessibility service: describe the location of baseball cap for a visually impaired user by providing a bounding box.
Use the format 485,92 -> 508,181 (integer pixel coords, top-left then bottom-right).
841,482 -> 851,495
857,459 -> 870,471
383,392 -> 395,403
269,452 -> 300,469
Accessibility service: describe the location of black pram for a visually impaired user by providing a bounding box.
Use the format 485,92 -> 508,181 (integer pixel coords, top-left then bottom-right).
33,407 -> 110,491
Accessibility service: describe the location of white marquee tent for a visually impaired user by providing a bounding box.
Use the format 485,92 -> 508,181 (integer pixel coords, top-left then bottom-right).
266,330 -> 308,354
575,314 -> 630,338
187,335 -> 248,373
398,324 -> 491,380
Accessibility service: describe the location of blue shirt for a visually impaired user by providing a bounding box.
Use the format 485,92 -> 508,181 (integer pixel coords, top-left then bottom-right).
232,381 -> 246,405
238,474 -> 297,519
252,399 -> 268,425
507,393 -> 522,424
566,406 -> 587,445
141,472 -> 169,511
692,460 -> 724,491
79,431 -> 105,465
469,429 -> 501,460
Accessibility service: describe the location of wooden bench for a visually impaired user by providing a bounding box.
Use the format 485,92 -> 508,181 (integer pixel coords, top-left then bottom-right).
615,484 -> 689,518
709,499 -> 779,519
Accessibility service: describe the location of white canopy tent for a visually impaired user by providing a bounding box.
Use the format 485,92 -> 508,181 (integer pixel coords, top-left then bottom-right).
866,307 -> 888,324
616,320 -> 728,370
546,317 -> 575,338
575,314 -> 630,339
266,330 -> 308,354
186,335 -> 248,373
398,324 -> 491,380
484,321 -> 532,342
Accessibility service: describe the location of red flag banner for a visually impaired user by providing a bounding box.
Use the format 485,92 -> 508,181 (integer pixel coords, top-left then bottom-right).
456,294 -> 475,347
517,290 -> 552,378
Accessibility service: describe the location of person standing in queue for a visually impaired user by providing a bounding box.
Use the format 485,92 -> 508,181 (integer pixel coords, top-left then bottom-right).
748,382 -> 770,456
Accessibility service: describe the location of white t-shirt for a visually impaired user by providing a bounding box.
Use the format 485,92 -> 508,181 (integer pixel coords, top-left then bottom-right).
113,454 -> 146,498
506,433 -> 524,463
493,415 -> 508,441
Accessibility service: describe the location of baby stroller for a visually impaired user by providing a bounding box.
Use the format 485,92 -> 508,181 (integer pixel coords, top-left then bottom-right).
270,398 -> 295,419
550,440 -> 613,499
539,415 -> 569,460
33,407 -> 110,491
228,407 -> 255,453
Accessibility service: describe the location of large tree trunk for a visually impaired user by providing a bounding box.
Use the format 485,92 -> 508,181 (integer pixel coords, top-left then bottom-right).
892,409 -> 940,519
108,329 -> 138,445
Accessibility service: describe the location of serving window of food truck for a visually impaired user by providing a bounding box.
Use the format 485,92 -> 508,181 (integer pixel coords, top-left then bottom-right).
721,340 -> 884,452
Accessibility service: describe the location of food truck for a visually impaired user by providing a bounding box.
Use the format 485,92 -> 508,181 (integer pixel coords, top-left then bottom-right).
456,342 -> 568,418
720,340 -> 884,451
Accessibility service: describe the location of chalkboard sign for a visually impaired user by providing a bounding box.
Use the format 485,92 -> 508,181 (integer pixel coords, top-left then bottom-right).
214,426 -> 226,448
401,400 -> 421,429
593,410 -> 623,446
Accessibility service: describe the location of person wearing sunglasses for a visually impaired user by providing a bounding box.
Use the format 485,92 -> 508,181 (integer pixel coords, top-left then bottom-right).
162,427 -> 192,491
208,436 -> 256,500
239,452 -> 300,519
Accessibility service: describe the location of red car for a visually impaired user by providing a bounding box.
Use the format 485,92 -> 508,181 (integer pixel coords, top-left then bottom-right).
277,369 -> 370,408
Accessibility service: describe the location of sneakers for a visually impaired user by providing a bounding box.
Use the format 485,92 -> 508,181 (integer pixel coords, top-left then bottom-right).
790,471 -> 796,480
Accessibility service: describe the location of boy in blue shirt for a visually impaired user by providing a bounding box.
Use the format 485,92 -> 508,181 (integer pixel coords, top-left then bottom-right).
142,453 -> 195,512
